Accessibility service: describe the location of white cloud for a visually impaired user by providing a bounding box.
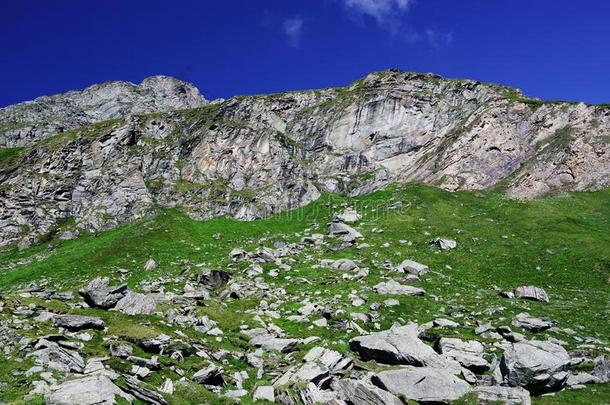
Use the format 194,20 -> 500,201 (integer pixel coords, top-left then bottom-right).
342,0 -> 413,23
425,29 -> 453,48
283,16 -> 304,48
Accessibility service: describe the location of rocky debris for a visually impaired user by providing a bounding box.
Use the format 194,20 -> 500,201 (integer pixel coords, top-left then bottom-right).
247,329 -> 301,353
349,324 -> 448,367
113,291 -> 157,315
198,269 -> 231,289
567,372 -> 600,386
436,337 -> 490,372
336,208 -> 361,223
373,280 -> 425,296
328,219 -> 362,242
139,334 -> 172,353
124,376 -> 169,405
333,379 -> 402,405
26,339 -> 85,372
500,340 -> 571,394
78,277 -> 127,309
372,366 -> 472,403
52,314 -> 105,331
330,258 -> 359,271
253,385 -> 275,402
513,286 -> 549,302
512,313 -> 553,332
45,373 -> 133,405
431,238 -> 457,250
475,386 -> 531,404
192,365 -> 225,386
229,248 -> 247,261
396,259 -> 429,276
593,355 -> 610,382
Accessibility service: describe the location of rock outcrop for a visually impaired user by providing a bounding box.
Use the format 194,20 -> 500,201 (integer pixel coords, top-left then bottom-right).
1,70 -> 609,249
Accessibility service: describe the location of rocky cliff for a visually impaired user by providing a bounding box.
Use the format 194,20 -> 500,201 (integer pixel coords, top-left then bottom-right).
0,70 -> 608,249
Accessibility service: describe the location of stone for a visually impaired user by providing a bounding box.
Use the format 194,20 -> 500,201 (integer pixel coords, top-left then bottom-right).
500,340 -> 571,394
139,334 -> 172,352
373,280 -> 425,296
437,337 -> 489,372
328,220 -> 362,242
123,376 -> 169,405
513,286 -> 549,302
27,339 -> 85,373
475,386 -> 531,404
198,269 -> 231,289
144,258 -> 157,271
45,374 -> 133,405
372,366 -> 472,403
432,238 -> 457,250
512,313 -> 553,332
349,323 -> 448,367
229,248 -> 247,260
593,355 -> 610,382
333,379 -> 402,405
52,314 -> 105,331
396,259 -> 429,276
192,365 -> 225,386
78,277 -> 127,309
567,373 -> 600,386
113,291 -> 157,315
253,385 -> 275,402
336,208 -> 361,223
331,259 -> 358,271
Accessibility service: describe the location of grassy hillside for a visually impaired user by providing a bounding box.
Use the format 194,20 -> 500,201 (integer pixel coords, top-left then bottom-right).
0,183 -> 609,404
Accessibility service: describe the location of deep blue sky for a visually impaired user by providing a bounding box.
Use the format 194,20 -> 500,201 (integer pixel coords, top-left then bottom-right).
1,0 -> 609,107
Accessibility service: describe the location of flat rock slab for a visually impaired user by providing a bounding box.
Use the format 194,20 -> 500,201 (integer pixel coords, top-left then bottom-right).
349,323 -> 448,367
512,312 -> 553,332
372,366 -> 471,403
374,280 -> 425,296
397,259 -> 429,276
114,291 -> 157,315
45,374 -> 133,405
475,386 -> 531,404
52,314 -> 105,331
514,286 -> 549,302
79,277 -> 127,309
333,379 -> 402,405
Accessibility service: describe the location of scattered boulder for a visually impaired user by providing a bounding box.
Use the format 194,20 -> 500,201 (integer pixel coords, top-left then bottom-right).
229,248 -> 247,261
198,269 -> 231,289
513,286 -> 549,302
331,259 -> 359,271
192,365 -> 225,386
512,313 -> 553,332
336,208 -> 361,223
373,280 -> 425,296
78,277 -> 127,309
593,355 -> 610,382
371,366 -> 471,403
436,337 -> 489,372
333,379 -> 402,405
328,219 -> 362,242
113,291 -> 157,315
27,339 -> 85,373
144,258 -> 157,271
124,376 -> 168,405
475,386 -> 531,404
253,386 -> 275,402
396,259 -> 429,276
349,323 -> 448,367
53,315 -> 105,331
431,238 -> 457,250
500,340 -> 571,394
45,374 -> 133,405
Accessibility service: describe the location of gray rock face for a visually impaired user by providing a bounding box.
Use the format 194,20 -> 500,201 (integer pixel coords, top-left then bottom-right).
513,286 -> 549,302
397,259 -> 429,276
349,323 -> 446,366
371,366 -> 472,403
1,70 -> 609,248
45,373 -> 133,405
500,340 -> 571,394
0,76 -> 206,148
79,277 -> 127,309
52,314 -> 105,331
475,386 -> 531,405
593,355 -> 610,382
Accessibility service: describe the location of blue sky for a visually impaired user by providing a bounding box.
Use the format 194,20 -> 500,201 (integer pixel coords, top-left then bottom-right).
1,0 -> 609,107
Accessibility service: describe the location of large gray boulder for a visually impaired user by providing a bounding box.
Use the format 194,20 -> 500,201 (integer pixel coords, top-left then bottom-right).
328,220 -> 362,242
436,337 -> 489,372
500,340 -> 571,394
78,277 -> 127,309
475,386 -> 531,404
512,313 -> 553,332
333,379 -> 402,405
593,355 -> 610,382
52,314 -> 105,331
27,339 -> 85,373
349,323 -> 448,367
396,259 -> 429,276
113,291 -> 157,315
45,374 -> 133,405
372,366 -> 472,403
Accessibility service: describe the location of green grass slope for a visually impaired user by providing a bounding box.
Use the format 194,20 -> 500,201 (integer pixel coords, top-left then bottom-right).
0,184 -> 609,404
